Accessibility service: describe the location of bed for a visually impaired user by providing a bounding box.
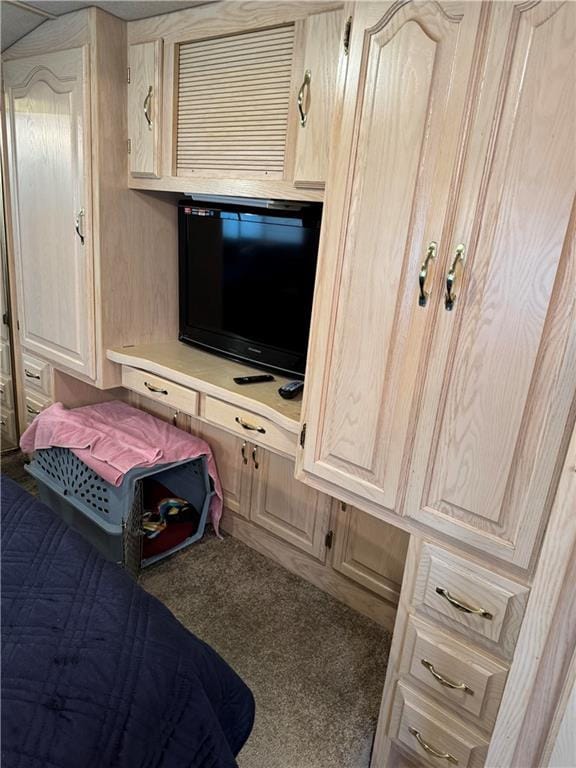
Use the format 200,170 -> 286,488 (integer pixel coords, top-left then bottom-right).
1,475 -> 254,768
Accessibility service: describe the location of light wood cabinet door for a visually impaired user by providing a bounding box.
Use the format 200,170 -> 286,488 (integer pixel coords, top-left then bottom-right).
197,421 -> 251,519
404,2 -> 576,568
293,8 -> 343,187
128,40 -> 162,178
250,446 -> 331,561
299,2 -> 483,515
3,47 -> 95,379
331,503 -> 408,604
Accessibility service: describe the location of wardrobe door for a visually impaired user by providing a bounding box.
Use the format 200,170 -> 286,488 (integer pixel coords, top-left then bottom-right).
128,40 -> 162,178
298,2 -> 484,516
404,1 -> 576,568
3,48 -> 95,379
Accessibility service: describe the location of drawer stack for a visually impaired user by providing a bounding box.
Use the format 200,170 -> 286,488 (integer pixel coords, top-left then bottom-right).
383,542 -> 529,767
0,340 -> 16,444
22,352 -> 53,426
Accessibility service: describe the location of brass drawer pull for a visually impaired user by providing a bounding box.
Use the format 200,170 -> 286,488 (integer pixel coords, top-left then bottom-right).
0,417 -> 6,426
252,445 -> 259,469
235,416 -> 266,434
418,241 -> 437,307
144,381 -> 168,395
27,405 -> 40,416
297,69 -> 311,127
436,587 -> 493,620
241,441 -> 248,465
421,659 -> 474,695
445,244 -> 465,310
408,727 -> 458,764
143,85 -> 153,128
24,368 -> 41,380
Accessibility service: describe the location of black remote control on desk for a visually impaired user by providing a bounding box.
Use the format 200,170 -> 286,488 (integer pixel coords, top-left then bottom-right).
278,381 -> 304,399
233,374 -> 275,385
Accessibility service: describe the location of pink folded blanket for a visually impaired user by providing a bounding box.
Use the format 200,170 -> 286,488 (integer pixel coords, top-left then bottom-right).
20,401 -> 224,534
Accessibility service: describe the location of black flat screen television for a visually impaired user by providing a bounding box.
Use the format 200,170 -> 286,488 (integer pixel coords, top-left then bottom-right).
178,199 -> 322,378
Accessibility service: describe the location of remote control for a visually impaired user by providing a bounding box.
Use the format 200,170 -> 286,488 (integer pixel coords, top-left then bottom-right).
233,374 -> 275,385
278,380 -> 304,399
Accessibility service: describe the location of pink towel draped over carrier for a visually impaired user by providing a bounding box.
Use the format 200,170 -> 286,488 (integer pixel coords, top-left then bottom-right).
20,401 -> 224,534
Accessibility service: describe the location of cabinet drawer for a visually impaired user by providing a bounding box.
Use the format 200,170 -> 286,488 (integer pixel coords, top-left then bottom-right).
122,367 -> 199,416
412,544 -> 529,659
401,616 -> 508,731
0,375 -> 14,410
202,396 -> 296,456
0,407 -> 17,445
22,352 -> 52,396
25,390 -> 52,425
391,683 -> 488,768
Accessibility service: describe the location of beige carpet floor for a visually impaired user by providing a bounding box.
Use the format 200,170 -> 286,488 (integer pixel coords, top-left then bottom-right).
2,451 -> 391,768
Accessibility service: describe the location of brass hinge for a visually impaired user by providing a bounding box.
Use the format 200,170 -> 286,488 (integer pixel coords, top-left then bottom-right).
127,66 -> 131,84
299,422 -> 307,448
341,502 -> 347,511
127,138 -> 132,154
325,530 -> 334,549
343,16 -> 352,56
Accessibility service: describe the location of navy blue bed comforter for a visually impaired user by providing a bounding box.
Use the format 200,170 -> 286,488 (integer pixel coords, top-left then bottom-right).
1,476 -> 254,768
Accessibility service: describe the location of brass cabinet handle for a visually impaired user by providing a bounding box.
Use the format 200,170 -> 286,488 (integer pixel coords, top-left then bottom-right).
143,85 -> 153,129
421,659 -> 474,695
24,368 -> 41,380
0,417 -> 6,426
445,244 -> 465,310
144,381 -> 168,395
235,416 -> 266,434
75,208 -> 85,245
297,69 -> 311,127
0,385 -> 4,395
252,446 -> 259,469
27,405 -> 40,416
241,441 -> 248,465
419,241 -> 437,307
408,727 -> 458,764
436,587 -> 493,620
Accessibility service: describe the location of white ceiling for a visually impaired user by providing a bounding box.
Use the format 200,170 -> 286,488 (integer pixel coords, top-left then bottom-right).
1,0 -> 214,50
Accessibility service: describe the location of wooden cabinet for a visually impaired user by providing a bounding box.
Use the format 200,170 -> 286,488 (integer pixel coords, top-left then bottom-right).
293,8 -> 343,187
299,1 -> 576,569
331,502 -> 408,605
299,0 -> 483,514
128,40 -> 162,178
3,48 -> 96,379
250,447 -> 332,561
403,1 -> 576,568
3,10 -> 179,390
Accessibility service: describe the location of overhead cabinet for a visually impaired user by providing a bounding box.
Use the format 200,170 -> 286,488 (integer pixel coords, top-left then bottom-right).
298,1 -> 576,570
127,3 -> 345,197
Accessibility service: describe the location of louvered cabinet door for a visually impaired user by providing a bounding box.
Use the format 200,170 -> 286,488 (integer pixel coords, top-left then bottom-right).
298,3 -> 484,516
404,1 -> 576,569
3,47 -> 96,379
128,40 -> 162,178
293,8 -> 344,188
176,26 -> 295,179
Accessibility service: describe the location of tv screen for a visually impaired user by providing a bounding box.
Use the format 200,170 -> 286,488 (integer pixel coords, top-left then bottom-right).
178,200 -> 322,377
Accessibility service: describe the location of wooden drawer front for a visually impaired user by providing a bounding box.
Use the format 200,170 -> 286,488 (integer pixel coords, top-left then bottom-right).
391,683 -> 488,768
22,352 -> 52,396
122,367 -> 198,416
0,375 -> 14,410
25,390 -> 52,425
203,396 -> 296,456
1,408 -> 17,444
412,544 -> 529,658
402,617 -> 508,731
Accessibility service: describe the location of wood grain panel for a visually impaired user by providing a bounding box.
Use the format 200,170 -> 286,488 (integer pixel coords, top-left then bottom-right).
3,47 -> 96,379
331,502 -> 408,604
293,8 -> 343,187
404,1 -> 576,568
250,448 -> 331,560
128,40 -> 162,178
176,25 -> 294,176
299,2 -> 484,515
